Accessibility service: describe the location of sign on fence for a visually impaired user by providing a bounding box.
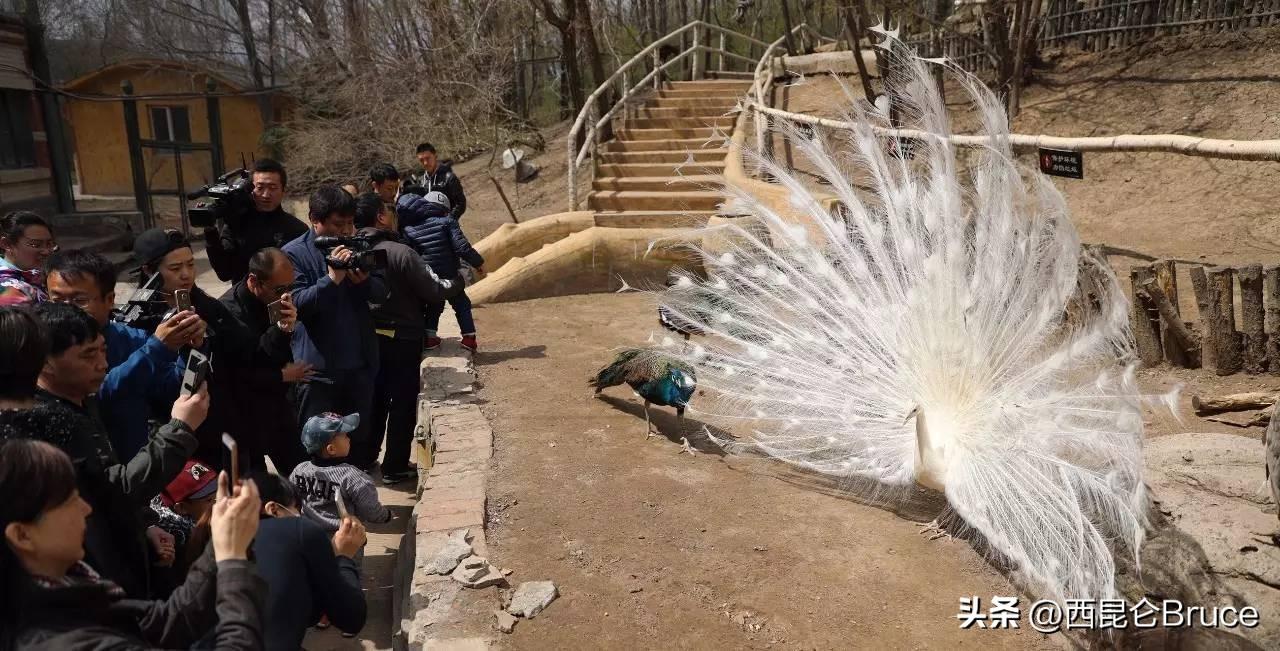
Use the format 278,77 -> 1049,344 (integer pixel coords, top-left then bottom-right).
1038,148 -> 1084,179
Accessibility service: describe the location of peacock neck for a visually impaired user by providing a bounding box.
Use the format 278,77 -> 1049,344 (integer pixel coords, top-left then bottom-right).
914,408 -> 948,493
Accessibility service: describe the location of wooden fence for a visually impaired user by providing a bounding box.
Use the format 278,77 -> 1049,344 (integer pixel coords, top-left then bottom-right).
906,0 -> 1280,73
1127,260 -> 1280,376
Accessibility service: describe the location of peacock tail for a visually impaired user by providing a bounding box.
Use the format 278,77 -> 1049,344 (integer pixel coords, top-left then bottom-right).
649,33 -> 1178,602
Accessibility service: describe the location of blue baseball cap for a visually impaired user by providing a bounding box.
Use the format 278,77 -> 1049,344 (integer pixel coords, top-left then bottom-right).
301,412 -> 360,454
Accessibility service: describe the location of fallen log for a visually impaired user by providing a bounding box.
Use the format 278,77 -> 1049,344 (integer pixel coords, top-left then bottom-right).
1191,391 -> 1280,416
1204,411 -> 1270,428
1137,278 -> 1200,368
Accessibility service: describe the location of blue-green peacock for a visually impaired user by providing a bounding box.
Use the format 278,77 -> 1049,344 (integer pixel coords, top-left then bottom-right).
590,349 -> 696,438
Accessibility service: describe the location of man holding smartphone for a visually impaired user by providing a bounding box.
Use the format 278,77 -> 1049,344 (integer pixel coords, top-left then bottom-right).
45,249 -> 207,458
219,247 -> 312,474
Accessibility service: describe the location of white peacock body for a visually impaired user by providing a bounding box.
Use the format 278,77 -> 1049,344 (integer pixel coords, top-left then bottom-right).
656,35 -> 1177,603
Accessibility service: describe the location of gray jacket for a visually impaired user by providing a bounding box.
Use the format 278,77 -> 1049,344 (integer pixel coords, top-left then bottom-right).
290,458 -> 392,531
357,227 -> 459,339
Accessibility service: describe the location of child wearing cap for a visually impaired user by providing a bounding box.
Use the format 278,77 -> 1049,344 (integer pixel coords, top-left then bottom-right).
149,460 -> 219,589
289,412 -> 393,540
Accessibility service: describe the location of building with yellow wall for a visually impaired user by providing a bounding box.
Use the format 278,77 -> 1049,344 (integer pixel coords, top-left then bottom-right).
62,60 -> 287,197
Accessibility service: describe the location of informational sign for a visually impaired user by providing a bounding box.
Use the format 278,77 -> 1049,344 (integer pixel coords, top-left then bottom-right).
1038,148 -> 1084,179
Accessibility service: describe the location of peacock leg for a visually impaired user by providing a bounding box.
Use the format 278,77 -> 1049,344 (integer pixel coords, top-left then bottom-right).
644,401 -> 654,439
915,519 -> 953,542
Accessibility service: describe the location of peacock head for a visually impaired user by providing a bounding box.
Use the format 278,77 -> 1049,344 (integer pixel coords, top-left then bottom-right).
669,368 -> 697,400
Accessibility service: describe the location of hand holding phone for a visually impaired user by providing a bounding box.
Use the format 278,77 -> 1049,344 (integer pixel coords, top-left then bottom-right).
222,433 -> 239,487
180,350 -> 210,397
175,288 -> 192,312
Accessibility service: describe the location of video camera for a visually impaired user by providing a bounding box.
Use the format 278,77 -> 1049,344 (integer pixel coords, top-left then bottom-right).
187,168 -> 254,229
114,270 -> 173,331
314,235 -> 388,272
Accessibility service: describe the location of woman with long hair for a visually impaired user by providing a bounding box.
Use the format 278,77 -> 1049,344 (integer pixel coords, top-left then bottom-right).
0,439 -> 266,649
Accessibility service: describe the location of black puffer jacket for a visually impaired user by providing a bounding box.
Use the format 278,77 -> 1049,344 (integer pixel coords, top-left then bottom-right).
397,194 -> 484,279
407,162 -> 466,220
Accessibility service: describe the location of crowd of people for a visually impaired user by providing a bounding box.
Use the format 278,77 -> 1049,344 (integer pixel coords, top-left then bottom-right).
0,147 -> 484,648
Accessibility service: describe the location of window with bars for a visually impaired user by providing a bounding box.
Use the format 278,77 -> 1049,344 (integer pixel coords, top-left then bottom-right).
0,90 -> 36,169
149,105 -> 192,143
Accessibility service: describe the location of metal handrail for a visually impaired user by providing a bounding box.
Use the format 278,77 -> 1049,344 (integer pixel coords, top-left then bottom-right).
567,20 -> 776,210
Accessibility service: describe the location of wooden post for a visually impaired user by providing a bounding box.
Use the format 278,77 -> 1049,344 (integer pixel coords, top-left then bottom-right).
1130,266 -> 1164,366
1152,260 -> 1186,366
1240,264 -> 1267,373
1208,266 -> 1243,375
1190,266 -> 1215,368
1266,266 -> 1280,374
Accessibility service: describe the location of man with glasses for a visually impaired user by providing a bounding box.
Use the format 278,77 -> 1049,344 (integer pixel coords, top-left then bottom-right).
204,158 -> 308,283
219,246 -> 311,473
45,249 -> 205,458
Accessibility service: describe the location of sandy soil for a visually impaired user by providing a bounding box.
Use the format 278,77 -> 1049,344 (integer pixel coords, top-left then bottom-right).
471,293 -> 1058,649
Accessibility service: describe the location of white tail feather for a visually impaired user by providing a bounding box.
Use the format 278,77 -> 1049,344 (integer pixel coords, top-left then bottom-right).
655,41 -> 1172,601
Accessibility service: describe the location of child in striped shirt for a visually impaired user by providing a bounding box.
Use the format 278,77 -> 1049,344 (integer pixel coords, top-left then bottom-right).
290,412 -> 392,534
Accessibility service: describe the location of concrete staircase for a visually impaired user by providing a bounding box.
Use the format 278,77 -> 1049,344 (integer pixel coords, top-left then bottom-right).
589,78 -> 752,221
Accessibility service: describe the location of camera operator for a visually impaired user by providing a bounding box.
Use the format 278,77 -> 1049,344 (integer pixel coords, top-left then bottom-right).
353,193 -> 457,483
219,247 -> 312,475
45,249 -> 204,458
282,185 -> 388,471
409,143 -> 466,220
204,158 -> 308,283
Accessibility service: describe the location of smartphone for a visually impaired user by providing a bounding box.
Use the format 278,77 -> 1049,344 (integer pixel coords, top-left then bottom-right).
267,298 -> 285,324
335,490 -> 349,519
221,433 -> 239,487
174,288 -> 192,312
179,349 -> 209,397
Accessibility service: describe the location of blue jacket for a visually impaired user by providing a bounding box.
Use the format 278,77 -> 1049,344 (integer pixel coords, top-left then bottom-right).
397,194 -> 484,279
99,321 -> 182,459
282,228 -> 387,373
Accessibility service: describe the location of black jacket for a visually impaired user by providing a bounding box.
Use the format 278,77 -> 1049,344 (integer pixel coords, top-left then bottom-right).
184,287 -> 264,466
253,516 -> 366,649
407,162 -> 466,220
0,394 -> 198,599
204,206 -> 308,283
7,546 -> 265,650
216,281 -> 299,467
357,227 -> 458,339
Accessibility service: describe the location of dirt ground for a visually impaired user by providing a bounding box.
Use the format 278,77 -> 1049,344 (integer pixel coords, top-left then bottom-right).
471,293 -> 1058,649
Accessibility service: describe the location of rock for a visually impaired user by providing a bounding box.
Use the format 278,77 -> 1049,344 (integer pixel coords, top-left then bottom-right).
494,610 -> 518,634
424,529 -> 474,575
450,555 -> 507,589
507,580 -> 558,618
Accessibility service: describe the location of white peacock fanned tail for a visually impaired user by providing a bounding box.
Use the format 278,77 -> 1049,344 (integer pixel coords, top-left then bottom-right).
654,39 -> 1178,602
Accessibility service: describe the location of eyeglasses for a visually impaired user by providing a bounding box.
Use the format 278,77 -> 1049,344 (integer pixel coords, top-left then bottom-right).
56,295 -> 95,309
20,238 -> 58,252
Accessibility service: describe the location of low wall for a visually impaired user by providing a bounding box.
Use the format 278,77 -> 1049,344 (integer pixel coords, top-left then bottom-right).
469,226 -> 705,304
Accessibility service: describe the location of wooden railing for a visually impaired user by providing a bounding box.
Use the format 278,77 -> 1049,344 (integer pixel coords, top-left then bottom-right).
566,20 -> 770,211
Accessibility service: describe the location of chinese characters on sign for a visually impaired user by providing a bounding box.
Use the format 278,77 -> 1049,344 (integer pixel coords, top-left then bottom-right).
957,596 -> 1260,633
1038,148 -> 1084,179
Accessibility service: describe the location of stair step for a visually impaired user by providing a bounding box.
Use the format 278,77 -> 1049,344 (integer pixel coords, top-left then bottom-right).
630,106 -> 733,119
620,115 -> 736,129
593,211 -> 718,228
597,149 -> 729,164
602,138 -> 725,152
588,190 -> 723,212
657,89 -> 744,99
703,71 -> 756,80
592,175 -> 721,192
647,97 -> 741,109
595,162 -> 725,176
616,127 -> 719,141
667,79 -> 755,89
